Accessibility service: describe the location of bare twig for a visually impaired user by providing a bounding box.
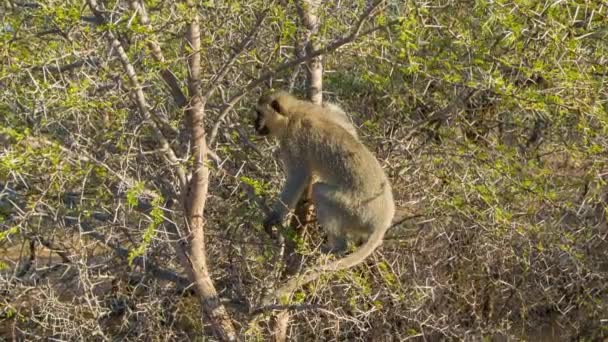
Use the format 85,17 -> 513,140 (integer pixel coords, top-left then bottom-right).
32,57 -> 100,73
27,136 -> 162,198
248,0 -> 386,91
35,236 -> 72,264
15,239 -> 36,278
209,92 -> 248,145
403,88 -> 477,141
203,9 -> 270,100
78,220 -> 190,287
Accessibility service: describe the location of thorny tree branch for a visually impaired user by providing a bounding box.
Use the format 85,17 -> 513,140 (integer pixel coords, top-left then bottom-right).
3,196 -> 189,287
32,57 -> 101,74
294,0 -> 323,104
403,88 -> 478,141
128,0 -> 187,107
273,1 -> 323,340
203,9 -> 271,100
248,0 -> 387,91
80,221 -> 190,288
26,136 -> 162,198
87,0 -> 188,191
129,0 -> 269,158
35,139 -> 188,287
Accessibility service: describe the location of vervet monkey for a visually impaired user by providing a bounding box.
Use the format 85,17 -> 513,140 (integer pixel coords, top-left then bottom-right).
254,90 -> 394,300
280,101 -> 359,225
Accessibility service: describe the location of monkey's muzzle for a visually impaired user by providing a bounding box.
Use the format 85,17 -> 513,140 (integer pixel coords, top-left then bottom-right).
254,114 -> 270,135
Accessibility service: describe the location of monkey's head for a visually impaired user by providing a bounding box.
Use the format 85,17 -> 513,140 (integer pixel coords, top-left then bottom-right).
254,91 -> 292,137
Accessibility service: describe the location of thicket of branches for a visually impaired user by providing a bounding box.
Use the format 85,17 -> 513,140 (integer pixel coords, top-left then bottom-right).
1,0 -> 607,340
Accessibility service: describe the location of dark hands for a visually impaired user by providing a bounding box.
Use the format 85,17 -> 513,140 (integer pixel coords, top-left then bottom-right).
263,211 -> 282,237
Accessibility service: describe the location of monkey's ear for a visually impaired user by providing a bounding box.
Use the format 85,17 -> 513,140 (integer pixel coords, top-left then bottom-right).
271,99 -> 285,115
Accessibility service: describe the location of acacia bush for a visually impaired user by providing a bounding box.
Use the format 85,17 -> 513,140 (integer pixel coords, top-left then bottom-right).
1,0 -> 607,340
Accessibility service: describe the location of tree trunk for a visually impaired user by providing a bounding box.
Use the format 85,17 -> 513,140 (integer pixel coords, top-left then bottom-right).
275,2 -> 323,341
297,0 -> 323,105
183,4 -> 238,341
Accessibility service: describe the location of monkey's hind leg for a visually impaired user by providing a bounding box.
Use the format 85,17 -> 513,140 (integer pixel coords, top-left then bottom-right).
312,182 -> 354,254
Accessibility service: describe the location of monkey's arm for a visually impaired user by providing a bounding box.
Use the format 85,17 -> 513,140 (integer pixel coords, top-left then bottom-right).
274,165 -> 311,216
264,163 -> 311,228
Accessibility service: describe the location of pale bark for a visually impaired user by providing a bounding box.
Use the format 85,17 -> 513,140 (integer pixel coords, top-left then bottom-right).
182,4 -> 238,340
296,0 -> 323,105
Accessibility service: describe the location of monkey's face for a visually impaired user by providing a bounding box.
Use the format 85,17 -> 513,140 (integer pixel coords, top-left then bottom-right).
254,98 -> 287,137
254,108 -> 271,136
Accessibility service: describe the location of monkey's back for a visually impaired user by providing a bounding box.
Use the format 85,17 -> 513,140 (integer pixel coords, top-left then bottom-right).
283,115 -> 393,208
299,114 -> 394,231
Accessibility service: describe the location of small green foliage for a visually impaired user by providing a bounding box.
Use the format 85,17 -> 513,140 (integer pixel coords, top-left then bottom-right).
278,289 -> 306,306
350,272 -> 372,296
0,226 -> 20,241
406,328 -> 420,337
126,182 -> 145,207
0,127 -> 28,142
0,261 -> 9,271
291,290 -> 306,304
240,176 -> 266,196
127,196 -> 165,266
149,198 -> 165,225
361,120 -> 379,133
2,306 -> 17,318
377,261 -> 398,288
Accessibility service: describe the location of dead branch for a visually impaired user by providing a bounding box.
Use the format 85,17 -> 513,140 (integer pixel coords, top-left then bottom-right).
32,57 -> 101,73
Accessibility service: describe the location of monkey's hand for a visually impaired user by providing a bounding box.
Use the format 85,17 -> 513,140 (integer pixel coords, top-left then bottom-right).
263,211 -> 283,238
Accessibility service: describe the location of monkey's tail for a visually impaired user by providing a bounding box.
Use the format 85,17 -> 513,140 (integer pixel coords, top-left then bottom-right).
322,225 -> 386,271
265,225 -> 387,304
